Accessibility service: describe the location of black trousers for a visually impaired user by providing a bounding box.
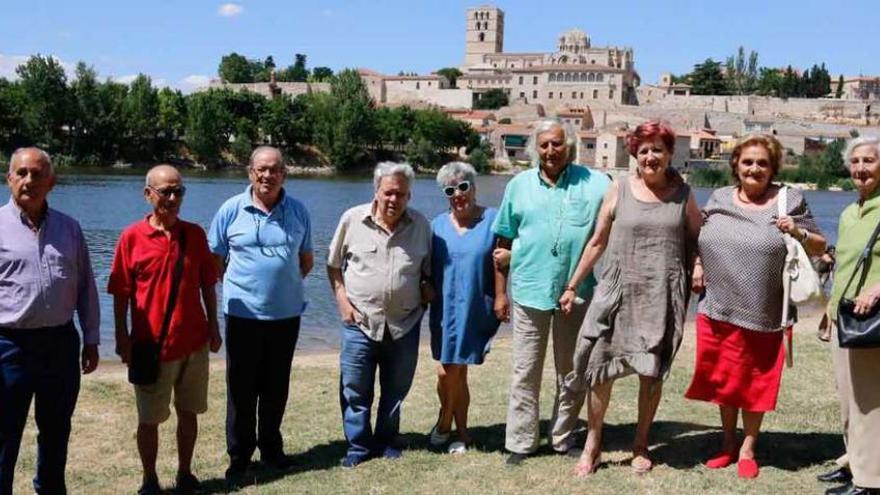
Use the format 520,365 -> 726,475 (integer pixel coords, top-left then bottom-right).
0,322 -> 80,495
225,315 -> 300,463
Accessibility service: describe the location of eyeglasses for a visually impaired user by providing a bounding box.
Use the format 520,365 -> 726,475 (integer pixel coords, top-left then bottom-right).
442,181 -> 471,198
148,185 -> 186,198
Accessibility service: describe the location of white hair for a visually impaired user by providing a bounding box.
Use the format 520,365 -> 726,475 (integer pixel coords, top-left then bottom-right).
373,161 -> 415,189
8,147 -> 54,175
436,161 -> 476,187
249,145 -> 284,167
525,118 -> 577,168
844,135 -> 880,162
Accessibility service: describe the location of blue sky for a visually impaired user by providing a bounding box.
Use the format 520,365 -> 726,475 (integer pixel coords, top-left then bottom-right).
1,0 -> 876,92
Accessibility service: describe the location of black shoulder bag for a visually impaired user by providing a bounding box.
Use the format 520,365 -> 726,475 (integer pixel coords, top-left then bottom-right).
128,230 -> 187,385
837,219 -> 880,348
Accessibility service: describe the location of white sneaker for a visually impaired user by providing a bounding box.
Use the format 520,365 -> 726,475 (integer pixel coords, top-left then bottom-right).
448,441 -> 468,454
429,424 -> 451,447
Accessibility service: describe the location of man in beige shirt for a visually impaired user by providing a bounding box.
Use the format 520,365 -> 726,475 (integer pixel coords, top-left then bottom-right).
327,162 -> 432,468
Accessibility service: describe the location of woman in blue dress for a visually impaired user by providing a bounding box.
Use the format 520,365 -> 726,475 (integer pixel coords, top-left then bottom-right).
429,161 -> 501,454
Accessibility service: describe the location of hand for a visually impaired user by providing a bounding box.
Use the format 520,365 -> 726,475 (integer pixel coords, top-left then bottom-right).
209,321 -> 222,353
775,215 -> 800,237
494,292 -> 510,322
853,290 -> 880,316
81,344 -> 99,374
338,298 -> 359,325
492,248 -> 511,269
115,333 -> 132,365
420,282 -> 435,305
558,289 -> 576,315
692,264 -> 705,294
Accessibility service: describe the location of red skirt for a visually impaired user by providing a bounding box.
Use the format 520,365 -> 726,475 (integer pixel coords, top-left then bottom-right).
684,313 -> 785,412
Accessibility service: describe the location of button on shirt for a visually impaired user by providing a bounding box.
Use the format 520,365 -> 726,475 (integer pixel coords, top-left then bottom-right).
108,218 -> 219,361
493,165 -> 610,310
0,198 -> 100,343
327,203 -> 431,341
208,186 -> 313,320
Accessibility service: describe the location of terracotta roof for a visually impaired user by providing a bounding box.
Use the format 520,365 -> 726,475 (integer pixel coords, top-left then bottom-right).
510,64 -> 628,74
493,123 -> 532,135
384,74 -> 445,81
357,68 -> 385,77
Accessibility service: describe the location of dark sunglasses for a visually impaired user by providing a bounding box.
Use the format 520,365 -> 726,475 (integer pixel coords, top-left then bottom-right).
148,185 -> 187,198
442,181 -> 471,198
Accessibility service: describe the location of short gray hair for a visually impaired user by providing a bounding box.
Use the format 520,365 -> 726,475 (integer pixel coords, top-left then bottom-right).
8,147 -> 54,175
525,118 -> 577,168
436,161 -> 476,187
373,161 -> 415,189
844,135 -> 880,162
249,145 -> 284,167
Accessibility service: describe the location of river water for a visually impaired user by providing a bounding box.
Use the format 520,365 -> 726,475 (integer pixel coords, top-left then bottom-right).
0,171 -> 856,356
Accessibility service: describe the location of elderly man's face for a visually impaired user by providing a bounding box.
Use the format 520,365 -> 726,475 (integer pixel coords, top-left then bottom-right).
850,144 -> 880,195
7,150 -> 56,212
375,174 -> 411,224
537,126 -> 569,178
145,169 -> 184,219
249,151 -> 286,200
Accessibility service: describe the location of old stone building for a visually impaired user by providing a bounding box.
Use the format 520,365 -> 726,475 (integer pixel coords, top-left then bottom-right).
459,5 -> 640,110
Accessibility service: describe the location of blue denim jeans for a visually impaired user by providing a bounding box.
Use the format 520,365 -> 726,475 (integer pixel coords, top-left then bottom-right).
0,323 -> 81,495
339,323 -> 420,461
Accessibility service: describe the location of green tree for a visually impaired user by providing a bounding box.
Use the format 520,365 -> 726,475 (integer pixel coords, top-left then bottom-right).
218,52 -> 254,83
16,54 -> 73,151
724,46 -> 759,95
311,67 -> 334,82
404,137 -> 440,169
0,79 -> 29,153
835,74 -> 845,99
474,88 -> 509,109
436,67 -> 463,88
687,59 -> 728,95
468,142 -> 492,173
278,54 -> 310,82
323,68 -> 375,169
260,94 -> 308,150
374,106 -> 416,151
756,67 -> 784,96
185,89 -> 233,164
123,74 -> 160,160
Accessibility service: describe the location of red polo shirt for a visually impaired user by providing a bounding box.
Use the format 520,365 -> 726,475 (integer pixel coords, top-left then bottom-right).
108,217 -> 219,362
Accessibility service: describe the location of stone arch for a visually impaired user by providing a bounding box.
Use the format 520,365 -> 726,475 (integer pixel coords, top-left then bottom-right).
597,73 -> 604,82
588,73 -> 595,82
479,32 -> 485,42
564,73 -> 572,82
549,73 -> 556,82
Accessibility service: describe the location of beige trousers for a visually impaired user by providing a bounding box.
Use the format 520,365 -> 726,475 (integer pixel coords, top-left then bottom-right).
833,336 -> 880,488
505,302 -> 588,454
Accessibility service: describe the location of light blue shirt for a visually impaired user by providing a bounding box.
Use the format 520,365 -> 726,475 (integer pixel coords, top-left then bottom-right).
208,186 -> 313,320
493,165 -> 610,310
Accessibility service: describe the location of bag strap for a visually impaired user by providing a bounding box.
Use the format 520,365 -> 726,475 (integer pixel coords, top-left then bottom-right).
157,229 -> 187,348
840,216 -> 880,298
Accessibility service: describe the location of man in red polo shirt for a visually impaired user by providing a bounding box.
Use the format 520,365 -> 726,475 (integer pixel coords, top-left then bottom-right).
108,165 -> 221,495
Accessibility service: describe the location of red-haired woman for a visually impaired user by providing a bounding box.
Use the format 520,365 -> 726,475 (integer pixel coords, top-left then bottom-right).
559,121 -> 702,476
685,135 -> 825,478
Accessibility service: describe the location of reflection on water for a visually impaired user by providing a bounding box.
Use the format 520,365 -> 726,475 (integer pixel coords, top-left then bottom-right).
0,171 -> 855,356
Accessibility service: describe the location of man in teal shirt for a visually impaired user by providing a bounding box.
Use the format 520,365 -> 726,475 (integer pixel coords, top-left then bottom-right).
494,119 -> 610,465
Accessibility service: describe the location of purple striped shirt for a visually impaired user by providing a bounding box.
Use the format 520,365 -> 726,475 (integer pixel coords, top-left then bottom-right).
0,198 -> 100,344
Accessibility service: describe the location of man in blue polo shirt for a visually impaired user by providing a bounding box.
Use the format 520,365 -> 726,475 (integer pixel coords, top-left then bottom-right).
208,146 -> 313,482
494,118 -> 610,466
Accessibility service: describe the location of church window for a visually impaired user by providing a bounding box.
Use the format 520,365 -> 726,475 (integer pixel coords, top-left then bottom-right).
571,91 -> 576,98
520,92 -> 525,98
580,92 -> 584,99
592,89 -> 598,99
549,73 -> 556,82
416,82 -> 420,89
532,90 -> 538,98
483,21 -> 488,30
564,73 -> 572,82
609,89 -> 614,100
474,12 -> 479,19
588,73 -> 595,82
533,76 -> 538,84
518,76 -> 523,85
597,73 -> 604,82
548,92 -> 553,99
476,22 -> 480,30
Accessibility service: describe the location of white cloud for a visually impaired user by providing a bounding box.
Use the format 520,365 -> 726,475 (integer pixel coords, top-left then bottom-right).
217,3 -> 244,17
177,74 -> 211,93
0,54 -> 29,79
0,53 -> 75,80
112,74 -> 138,84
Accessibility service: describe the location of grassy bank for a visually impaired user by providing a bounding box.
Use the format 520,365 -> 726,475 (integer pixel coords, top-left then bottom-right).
13,315 -> 844,494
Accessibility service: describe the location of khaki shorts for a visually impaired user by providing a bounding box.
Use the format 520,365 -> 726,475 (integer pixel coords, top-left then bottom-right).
135,344 -> 209,424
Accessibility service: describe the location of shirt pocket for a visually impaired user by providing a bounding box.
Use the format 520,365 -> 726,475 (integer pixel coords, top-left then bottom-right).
564,197 -> 592,227
44,245 -> 75,281
346,243 -> 378,273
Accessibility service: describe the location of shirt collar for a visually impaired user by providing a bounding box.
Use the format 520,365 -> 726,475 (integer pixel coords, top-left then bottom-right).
242,184 -> 287,215
536,163 -> 572,189
6,197 -> 50,229
139,215 -> 183,238
363,202 -> 413,230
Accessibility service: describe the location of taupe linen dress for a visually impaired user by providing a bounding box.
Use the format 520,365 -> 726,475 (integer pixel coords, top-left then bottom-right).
569,174 -> 692,388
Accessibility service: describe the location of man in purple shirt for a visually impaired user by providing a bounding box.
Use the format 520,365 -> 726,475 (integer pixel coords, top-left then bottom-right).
0,147 -> 100,495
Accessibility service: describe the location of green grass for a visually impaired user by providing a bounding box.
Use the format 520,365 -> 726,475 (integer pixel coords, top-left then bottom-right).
12,314 -> 844,494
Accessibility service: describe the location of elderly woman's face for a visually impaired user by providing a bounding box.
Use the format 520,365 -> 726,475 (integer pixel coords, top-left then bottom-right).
736,145 -> 773,192
849,144 -> 880,196
635,138 -> 671,180
443,175 -> 476,216
537,126 -> 569,177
